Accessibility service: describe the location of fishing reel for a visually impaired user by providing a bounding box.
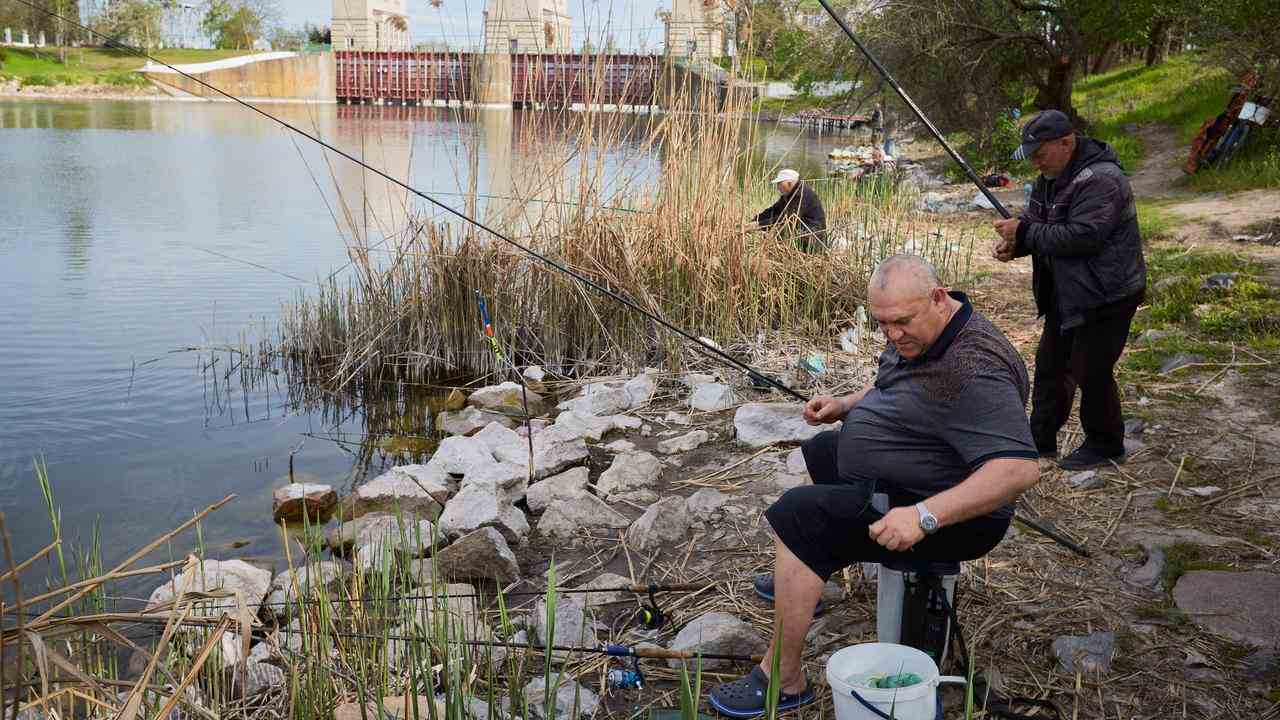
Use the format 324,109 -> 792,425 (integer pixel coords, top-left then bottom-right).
608,656 -> 645,690
635,585 -> 665,631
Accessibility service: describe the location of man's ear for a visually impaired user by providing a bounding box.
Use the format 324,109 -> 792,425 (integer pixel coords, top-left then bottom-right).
932,287 -> 948,305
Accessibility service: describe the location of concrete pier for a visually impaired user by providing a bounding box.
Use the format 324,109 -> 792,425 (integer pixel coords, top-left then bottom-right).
143,52 -> 336,102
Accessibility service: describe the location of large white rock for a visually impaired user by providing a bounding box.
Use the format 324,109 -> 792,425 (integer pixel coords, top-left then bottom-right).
468,382 -> 548,416
657,429 -> 710,455
437,406 -> 517,436
626,497 -> 690,551
530,595 -> 596,651
331,513 -> 442,564
430,436 -> 497,476
235,642 -> 286,697
272,483 -> 337,524
552,411 -> 615,442
690,383 -> 737,412
522,678 -> 599,720
596,451 -> 662,502
786,447 -> 808,475
437,484 -> 530,544
473,422 -> 528,464
734,402 -> 837,448
536,493 -> 631,539
558,382 -> 631,416
147,559 -> 272,617
569,572 -> 633,609
433,528 -> 521,584
624,370 -> 659,407
479,422 -> 589,480
393,583 -> 484,647
352,467 -> 449,520
526,467 -> 590,513
666,612 -> 767,670
686,488 -> 729,516
264,560 -> 350,618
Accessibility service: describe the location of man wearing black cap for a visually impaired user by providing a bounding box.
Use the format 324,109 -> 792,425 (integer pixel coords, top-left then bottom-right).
991,109 -> 1147,470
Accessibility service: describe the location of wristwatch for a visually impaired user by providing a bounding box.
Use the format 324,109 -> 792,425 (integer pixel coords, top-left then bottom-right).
915,502 -> 939,535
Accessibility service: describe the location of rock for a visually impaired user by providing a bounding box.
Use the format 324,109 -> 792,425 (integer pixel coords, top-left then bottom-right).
522,677 -> 599,720
352,467 -> 449,520
272,484 -> 337,524
475,422 -> 533,463
1128,527 -> 1236,549
689,383 -> 737,412
531,436 -> 590,479
1067,470 -> 1104,490
570,572 -> 632,609
264,560 -> 350,617
445,388 -> 468,411
1124,437 -> 1147,455
1242,648 -> 1278,682
603,439 -> 636,453
1160,352 -> 1205,374
235,643 -> 286,697
329,513 -> 440,555
1137,329 -> 1173,346
1182,486 -> 1223,497
531,595 -> 596,649
666,612 -> 767,670
523,366 -> 548,393
460,462 -> 528,501
536,493 -> 631,539
624,370 -> 659,407
438,484 -> 530,544
405,559 -> 443,587
596,452 -> 662,502
468,382 -> 547,416
380,696 -> 447,720
397,583 -> 481,640
612,415 -> 643,430
1124,418 -> 1147,437
1153,276 -> 1183,294
431,436 -> 498,476
526,467 -> 590,513
432,528 -> 520,583
657,429 -> 709,455
786,448 -> 807,475
626,497 -> 690,551
686,488 -> 729,516
1051,632 -> 1115,675
1173,571 -> 1280,648
147,559 -> 272,617
552,411 -> 616,442
1200,272 -> 1237,291
734,403 -> 837,448
1124,545 -> 1165,589
755,472 -> 808,494
438,406 -> 517,436
558,382 -> 631,417
640,424 -> 652,437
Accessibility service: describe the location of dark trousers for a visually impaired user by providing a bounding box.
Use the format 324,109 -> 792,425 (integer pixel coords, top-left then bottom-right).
762,431 -> 1009,580
1031,301 -> 1139,456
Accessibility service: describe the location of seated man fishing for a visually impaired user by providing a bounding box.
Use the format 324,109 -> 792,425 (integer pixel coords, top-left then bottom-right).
708,254 -> 1042,718
746,169 -> 829,253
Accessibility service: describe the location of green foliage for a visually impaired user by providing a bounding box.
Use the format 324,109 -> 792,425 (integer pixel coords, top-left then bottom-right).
21,73 -> 55,86
1136,200 -> 1178,241
98,70 -> 148,87
93,0 -> 163,51
202,0 -> 264,50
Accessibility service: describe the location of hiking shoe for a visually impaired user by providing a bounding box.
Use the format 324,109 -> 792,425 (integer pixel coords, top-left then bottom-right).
708,666 -> 815,719
1057,445 -> 1125,471
752,574 -> 826,615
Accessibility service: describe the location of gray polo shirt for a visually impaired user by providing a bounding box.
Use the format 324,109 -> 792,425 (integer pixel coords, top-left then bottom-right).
839,292 -> 1036,519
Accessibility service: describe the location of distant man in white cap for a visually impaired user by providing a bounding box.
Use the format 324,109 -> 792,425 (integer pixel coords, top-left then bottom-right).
747,169 -> 828,252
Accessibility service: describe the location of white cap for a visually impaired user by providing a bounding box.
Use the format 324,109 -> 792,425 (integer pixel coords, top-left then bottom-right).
769,169 -> 800,185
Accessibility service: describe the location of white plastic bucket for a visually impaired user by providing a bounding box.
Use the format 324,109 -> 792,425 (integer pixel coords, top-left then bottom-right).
825,643 -> 966,720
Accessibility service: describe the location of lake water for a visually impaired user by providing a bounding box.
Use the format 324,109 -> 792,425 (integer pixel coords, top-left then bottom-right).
0,98 -> 861,590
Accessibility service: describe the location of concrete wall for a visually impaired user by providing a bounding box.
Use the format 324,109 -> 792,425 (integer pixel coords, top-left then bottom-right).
144,53 -> 336,102
472,53 -> 513,106
333,0 -> 411,51
482,0 -> 572,53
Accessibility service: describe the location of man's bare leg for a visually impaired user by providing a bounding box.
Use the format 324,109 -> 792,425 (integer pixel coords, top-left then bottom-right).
760,532 -> 824,694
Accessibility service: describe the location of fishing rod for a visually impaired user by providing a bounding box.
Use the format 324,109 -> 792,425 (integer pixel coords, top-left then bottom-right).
814,0 -> 1014,219
9,0 -> 804,406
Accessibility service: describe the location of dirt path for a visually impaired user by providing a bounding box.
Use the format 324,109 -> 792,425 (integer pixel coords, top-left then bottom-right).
1128,124 -> 1191,199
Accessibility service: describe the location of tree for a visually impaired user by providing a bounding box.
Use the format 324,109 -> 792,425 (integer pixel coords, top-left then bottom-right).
202,0 -> 267,49
304,22 -> 331,46
93,0 -> 162,51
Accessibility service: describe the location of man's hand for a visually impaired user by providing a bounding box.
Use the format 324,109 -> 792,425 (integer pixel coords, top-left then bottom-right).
804,395 -> 847,425
991,218 -> 1020,263
868,507 -> 926,551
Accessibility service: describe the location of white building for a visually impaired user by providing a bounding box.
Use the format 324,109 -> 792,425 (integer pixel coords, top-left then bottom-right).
664,0 -> 726,62
332,0 -> 411,51
482,0 -> 572,54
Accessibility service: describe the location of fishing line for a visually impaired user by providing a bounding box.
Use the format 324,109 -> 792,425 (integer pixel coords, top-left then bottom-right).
11,0 -> 805,403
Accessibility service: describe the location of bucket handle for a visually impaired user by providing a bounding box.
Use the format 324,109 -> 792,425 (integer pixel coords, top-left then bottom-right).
849,678 -> 968,720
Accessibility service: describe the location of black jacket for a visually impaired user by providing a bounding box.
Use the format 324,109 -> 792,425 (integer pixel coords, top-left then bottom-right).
757,181 -> 828,251
1014,135 -> 1146,329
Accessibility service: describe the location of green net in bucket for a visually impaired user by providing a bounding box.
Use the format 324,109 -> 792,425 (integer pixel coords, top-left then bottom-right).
868,673 -> 923,689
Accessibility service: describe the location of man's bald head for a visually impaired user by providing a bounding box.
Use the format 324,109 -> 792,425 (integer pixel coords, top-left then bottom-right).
867,254 -> 957,360
869,254 -> 943,298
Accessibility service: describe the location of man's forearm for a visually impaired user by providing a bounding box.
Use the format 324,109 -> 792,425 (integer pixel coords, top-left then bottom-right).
923,458 -> 1039,528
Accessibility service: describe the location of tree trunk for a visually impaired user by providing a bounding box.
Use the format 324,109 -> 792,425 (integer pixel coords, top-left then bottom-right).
1034,52 -> 1077,121
1145,19 -> 1170,67
1091,40 -> 1119,75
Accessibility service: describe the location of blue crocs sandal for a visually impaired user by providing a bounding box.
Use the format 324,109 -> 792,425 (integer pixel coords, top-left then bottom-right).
753,574 -> 826,616
708,666 -> 815,718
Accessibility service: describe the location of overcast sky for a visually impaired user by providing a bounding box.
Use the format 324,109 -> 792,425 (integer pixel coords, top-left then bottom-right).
278,0 -> 672,50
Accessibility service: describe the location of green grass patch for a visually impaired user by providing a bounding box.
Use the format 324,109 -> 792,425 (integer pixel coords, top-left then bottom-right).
1160,542 -> 1237,590
1133,602 -> 1188,625
0,46 -> 256,86
1184,128 -> 1280,194
1137,200 -> 1180,241
1076,55 -> 1233,169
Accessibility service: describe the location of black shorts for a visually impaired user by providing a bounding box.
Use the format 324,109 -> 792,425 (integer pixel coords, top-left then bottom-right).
764,430 -> 1010,580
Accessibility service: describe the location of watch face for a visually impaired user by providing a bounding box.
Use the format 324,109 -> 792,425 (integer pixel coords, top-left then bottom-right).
922,515 -> 938,532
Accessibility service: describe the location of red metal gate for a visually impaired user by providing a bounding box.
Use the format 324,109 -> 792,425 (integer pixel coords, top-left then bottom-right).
337,51 -> 659,107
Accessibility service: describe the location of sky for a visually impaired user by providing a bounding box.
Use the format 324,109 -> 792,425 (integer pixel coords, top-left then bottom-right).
278,0 -> 672,51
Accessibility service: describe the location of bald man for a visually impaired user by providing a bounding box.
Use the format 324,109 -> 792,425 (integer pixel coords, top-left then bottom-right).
708,255 -> 1042,718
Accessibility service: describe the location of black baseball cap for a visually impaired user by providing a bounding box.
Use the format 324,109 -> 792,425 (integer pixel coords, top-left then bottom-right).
1012,110 -> 1074,161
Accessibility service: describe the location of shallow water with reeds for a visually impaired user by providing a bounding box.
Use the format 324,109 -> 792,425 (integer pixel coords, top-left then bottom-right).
0,99 -> 867,586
